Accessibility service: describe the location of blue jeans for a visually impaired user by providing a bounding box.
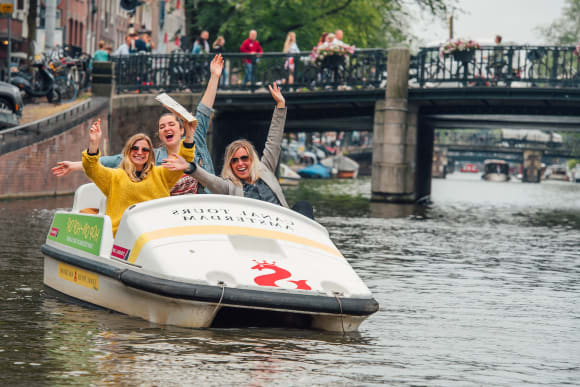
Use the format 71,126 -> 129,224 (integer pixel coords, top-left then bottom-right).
243,62 -> 254,85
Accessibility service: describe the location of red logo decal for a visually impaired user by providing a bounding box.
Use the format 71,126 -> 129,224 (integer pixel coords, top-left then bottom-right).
49,227 -> 59,237
111,245 -> 130,260
251,260 -> 311,290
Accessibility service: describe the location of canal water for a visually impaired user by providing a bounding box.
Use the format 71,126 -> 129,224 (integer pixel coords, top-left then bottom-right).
1,174 -> 579,386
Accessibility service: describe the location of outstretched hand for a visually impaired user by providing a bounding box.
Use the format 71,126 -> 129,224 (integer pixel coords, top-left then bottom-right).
88,119 -> 102,153
162,153 -> 189,171
52,161 -> 79,177
210,54 -> 224,77
269,83 -> 285,108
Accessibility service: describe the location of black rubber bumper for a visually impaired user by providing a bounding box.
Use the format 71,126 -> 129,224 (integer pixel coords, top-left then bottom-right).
41,243 -> 379,316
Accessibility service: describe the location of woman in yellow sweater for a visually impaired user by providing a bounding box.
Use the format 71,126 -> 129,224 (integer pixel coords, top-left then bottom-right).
82,118 -> 195,235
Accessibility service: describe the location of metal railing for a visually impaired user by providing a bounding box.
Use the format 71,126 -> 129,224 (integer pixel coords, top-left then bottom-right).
112,49 -> 387,93
415,45 -> 580,87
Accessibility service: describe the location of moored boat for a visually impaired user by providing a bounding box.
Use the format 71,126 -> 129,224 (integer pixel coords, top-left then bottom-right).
41,183 -> 379,332
482,159 -> 510,182
297,163 -> 331,179
278,163 -> 301,186
320,155 -> 359,179
460,163 -> 479,173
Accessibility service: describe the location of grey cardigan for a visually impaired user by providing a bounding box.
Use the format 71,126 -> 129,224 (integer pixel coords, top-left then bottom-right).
189,107 -> 289,208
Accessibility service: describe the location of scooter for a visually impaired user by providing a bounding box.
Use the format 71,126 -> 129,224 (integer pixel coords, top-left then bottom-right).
10,57 -> 61,102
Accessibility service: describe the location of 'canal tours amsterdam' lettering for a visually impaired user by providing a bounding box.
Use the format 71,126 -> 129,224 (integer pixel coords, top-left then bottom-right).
171,207 -> 296,232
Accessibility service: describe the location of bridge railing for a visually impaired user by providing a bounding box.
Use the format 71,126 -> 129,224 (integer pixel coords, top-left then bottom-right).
112,49 -> 387,93
415,45 -> 580,88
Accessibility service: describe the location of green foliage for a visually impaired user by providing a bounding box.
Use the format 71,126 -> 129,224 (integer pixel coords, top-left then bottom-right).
185,0 -> 448,52
537,0 -> 580,44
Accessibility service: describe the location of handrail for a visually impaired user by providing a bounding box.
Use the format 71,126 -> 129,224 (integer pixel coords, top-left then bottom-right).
111,49 -> 387,93
414,45 -> 580,88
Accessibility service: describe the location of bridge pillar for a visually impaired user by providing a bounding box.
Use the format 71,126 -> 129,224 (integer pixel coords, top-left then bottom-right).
415,120 -> 434,200
371,47 -> 419,203
522,150 -> 542,183
92,61 -> 114,98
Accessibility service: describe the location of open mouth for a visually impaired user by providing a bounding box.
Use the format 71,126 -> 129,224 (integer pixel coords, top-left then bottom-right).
165,133 -> 175,141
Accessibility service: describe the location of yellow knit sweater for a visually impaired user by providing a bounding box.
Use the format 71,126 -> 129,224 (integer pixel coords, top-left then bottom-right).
82,141 -> 194,236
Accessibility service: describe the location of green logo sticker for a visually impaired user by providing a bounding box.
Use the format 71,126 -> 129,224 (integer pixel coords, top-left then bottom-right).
48,213 -> 104,255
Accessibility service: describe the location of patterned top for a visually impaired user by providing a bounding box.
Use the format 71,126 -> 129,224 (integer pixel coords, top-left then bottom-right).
170,174 -> 198,195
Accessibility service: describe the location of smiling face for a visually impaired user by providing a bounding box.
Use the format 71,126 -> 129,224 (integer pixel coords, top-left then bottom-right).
158,114 -> 184,148
230,146 -> 252,182
130,139 -> 151,170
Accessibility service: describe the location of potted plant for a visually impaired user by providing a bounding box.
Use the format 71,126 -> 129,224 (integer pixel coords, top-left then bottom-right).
439,39 -> 481,62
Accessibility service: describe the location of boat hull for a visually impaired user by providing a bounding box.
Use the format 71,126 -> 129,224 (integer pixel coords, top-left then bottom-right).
42,241 -> 378,332
482,173 -> 510,182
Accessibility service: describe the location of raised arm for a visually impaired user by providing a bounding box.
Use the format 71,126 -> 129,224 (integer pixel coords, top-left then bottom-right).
261,83 -> 287,172
192,55 -> 223,175
82,119 -> 113,196
200,54 -> 223,108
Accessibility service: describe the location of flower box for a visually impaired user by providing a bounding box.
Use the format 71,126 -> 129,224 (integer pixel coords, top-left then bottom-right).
311,44 -> 356,67
439,38 -> 480,61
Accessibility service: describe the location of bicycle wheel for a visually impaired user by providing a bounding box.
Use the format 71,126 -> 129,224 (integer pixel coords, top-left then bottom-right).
261,66 -> 286,86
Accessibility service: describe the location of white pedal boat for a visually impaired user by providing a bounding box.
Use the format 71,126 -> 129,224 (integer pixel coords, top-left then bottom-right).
41,183 -> 379,332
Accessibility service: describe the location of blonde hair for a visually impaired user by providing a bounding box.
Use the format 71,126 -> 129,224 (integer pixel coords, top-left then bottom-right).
283,32 -> 296,53
221,139 -> 261,186
119,133 -> 155,182
212,36 -> 225,49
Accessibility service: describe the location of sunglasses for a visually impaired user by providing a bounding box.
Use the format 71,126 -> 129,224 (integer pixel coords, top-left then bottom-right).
131,146 -> 150,153
230,155 -> 250,164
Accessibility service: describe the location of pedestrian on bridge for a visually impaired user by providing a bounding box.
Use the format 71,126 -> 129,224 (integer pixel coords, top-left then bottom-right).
240,30 -> 263,86
283,31 -> 300,85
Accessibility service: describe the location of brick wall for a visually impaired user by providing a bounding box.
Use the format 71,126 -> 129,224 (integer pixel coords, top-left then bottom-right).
0,108 -> 109,199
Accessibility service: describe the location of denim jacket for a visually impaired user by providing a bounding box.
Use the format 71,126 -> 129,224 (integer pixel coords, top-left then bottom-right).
99,102 -> 215,175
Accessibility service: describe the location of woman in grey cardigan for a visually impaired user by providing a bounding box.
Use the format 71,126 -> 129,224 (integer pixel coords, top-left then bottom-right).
163,83 -> 313,218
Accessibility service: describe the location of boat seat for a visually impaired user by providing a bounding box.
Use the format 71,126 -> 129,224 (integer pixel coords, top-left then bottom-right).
72,183 -> 107,215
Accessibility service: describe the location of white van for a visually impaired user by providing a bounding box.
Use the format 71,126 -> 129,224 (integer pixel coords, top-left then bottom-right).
574,164 -> 580,183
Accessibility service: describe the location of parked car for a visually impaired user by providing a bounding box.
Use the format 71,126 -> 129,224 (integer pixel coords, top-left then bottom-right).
0,81 -> 24,129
